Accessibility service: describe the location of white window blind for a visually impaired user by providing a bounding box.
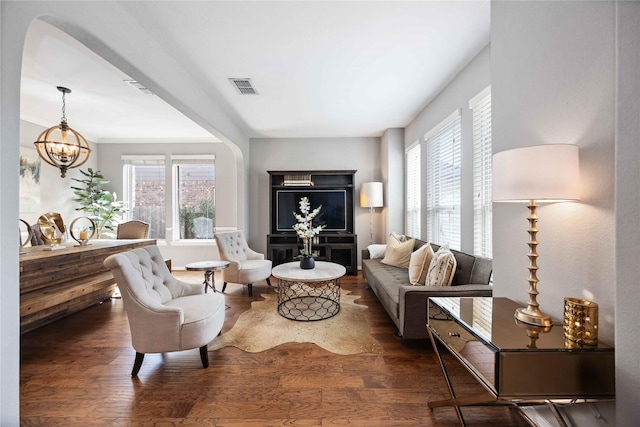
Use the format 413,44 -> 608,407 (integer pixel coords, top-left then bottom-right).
470,88 -> 492,257
172,156 -> 216,240
122,155 -> 166,239
405,142 -> 421,238
425,110 -> 461,250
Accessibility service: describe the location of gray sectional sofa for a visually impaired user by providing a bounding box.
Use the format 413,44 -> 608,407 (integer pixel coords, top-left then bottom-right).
362,239 -> 493,339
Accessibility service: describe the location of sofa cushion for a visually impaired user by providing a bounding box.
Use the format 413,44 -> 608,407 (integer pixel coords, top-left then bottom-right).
381,234 -> 414,268
408,243 -> 434,285
426,246 -> 457,287
367,244 -> 387,259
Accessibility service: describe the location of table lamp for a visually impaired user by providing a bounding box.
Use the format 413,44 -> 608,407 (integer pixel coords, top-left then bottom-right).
493,144 -> 580,327
360,182 -> 383,244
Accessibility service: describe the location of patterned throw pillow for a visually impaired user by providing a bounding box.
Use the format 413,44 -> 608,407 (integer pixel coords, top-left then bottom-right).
408,243 -> 434,285
426,246 -> 457,287
381,233 -> 415,268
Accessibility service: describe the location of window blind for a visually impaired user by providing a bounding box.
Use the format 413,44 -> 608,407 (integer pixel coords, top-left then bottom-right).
470,89 -> 492,257
405,141 -> 421,238
425,110 -> 461,250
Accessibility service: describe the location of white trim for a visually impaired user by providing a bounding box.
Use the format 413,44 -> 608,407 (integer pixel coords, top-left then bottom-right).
406,139 -> 420,153
469,85 -> 492,109
424,109 -> 461,141
171,154 -> 216,161
121,154 -> 165,164
101,137 -> 221,144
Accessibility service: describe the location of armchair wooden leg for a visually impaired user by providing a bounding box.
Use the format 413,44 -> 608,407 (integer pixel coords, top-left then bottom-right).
247,283 -> 253,296
199,345 -> 209,368
266,277 -> 272,287
222,282 -> 228,293
132,352 -> 145,377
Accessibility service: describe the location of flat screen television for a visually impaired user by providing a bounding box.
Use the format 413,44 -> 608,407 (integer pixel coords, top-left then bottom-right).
276,189 -> 347,232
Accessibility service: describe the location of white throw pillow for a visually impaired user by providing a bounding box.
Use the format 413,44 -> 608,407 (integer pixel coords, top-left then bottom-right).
408,243 -> 434,285
367,244 -> 387,259
381,234 -> 415,268
426,246 -> 457,287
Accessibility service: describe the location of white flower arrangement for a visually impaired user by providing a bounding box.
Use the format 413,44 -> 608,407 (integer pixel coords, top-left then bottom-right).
292,196 -> 326,257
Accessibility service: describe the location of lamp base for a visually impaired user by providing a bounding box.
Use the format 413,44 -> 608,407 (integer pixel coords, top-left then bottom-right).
515,306 -> 552,327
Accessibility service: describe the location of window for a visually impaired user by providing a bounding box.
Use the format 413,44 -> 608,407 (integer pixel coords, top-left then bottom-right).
425,110 -> 462,249
122,156 -> 166,239
172,156 -> 215,240
405,141 -> 421,238
470,87 -> 492,257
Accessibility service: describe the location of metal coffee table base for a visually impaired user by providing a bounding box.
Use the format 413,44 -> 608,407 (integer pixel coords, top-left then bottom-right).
277,278 -> 341,321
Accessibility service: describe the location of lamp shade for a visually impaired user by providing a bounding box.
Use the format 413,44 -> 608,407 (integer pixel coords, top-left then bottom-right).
360,182 -> 383,208
492,144 -> 580,202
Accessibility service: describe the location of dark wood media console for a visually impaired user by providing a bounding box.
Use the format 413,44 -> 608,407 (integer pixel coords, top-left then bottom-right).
20,239 -> 155,334
267,170 -> 357,275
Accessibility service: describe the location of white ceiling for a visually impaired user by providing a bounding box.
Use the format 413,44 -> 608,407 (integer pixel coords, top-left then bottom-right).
20,1 -> 490,142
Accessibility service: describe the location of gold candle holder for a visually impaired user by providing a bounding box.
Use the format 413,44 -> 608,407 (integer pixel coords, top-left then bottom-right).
563,297 -> 598,346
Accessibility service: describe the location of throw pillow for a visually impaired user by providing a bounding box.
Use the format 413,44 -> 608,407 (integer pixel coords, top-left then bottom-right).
367,244 -> 387,259
381,234 -> 415,268
408,243 -> 434,285
391,232 -> 408,243
426,246 -> 457,287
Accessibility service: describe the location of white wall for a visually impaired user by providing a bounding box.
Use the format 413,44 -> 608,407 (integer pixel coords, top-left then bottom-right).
492,0 -> 615,341
492,1 -> 618,424
404,44 -> 491,253
380,128 -> 404,239
98,141 -> 237,267
249,137 -> 380,265
20,120 -> 99,229
614,1 -> 640,424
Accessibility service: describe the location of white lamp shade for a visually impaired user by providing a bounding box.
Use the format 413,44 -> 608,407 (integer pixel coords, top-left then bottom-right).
492,144 -> 580,202
360,182 -> 384,208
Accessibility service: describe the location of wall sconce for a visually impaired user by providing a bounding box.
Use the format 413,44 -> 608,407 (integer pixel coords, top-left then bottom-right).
34,86 -> 91,178
360,182 -> 384,244
493,144 -> 580,327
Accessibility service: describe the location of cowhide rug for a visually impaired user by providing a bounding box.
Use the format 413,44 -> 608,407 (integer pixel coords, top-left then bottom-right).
208,292 -> 383,355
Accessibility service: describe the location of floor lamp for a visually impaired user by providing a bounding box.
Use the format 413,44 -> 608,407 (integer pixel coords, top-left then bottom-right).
493,144 -> 580,327
360,182 -> 383,244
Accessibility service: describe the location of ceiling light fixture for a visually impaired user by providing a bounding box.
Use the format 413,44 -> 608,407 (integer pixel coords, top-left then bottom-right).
34,86 -> 91,178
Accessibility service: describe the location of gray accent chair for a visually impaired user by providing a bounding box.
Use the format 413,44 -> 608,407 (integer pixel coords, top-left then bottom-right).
104,245 -> 225,376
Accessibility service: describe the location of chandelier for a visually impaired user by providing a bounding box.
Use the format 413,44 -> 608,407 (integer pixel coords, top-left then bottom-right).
34,86 -> 91,178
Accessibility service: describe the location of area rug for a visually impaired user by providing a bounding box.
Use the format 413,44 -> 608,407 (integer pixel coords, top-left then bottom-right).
208,292 -> 383,355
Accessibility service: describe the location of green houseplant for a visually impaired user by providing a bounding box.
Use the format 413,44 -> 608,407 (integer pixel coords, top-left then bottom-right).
71,168 -> 128,238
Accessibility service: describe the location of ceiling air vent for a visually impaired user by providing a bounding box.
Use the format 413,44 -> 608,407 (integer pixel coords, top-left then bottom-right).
229,78 -> 258,95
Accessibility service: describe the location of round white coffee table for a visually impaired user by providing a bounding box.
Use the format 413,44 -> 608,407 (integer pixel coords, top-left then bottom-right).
271,261 -> 346,321
185,260 -> 229,293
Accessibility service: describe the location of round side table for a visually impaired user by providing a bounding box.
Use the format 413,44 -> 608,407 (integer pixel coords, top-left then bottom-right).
185,260 -> 230,293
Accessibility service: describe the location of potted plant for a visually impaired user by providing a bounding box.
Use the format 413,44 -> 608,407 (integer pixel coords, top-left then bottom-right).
292,196 -> 325,269
71,168 -> 128,238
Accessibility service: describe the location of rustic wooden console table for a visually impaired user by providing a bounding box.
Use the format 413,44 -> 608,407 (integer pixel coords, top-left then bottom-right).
20,239 -> 155,334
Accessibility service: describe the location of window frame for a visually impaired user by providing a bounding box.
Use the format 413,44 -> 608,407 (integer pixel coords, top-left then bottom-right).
470,86 -> 492,258
424,109 -> 462,250
405,140 -> 421,239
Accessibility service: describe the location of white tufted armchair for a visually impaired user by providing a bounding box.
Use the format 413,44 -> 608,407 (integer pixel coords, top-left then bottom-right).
104,245 -> 225,376
214,230 -> 272,296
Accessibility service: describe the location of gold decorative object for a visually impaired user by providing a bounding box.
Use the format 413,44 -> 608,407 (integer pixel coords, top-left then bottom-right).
37,212 -> 66,250
69,217 -> 97,246
19,219 -> 33,248
515,318 -> 551,349
492,144 -> 580,327
34,86 -> 91,178
563,297 -> 598,346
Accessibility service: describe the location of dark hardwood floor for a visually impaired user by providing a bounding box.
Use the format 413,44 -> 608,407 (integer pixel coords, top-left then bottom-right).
20,270 -> 529,426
